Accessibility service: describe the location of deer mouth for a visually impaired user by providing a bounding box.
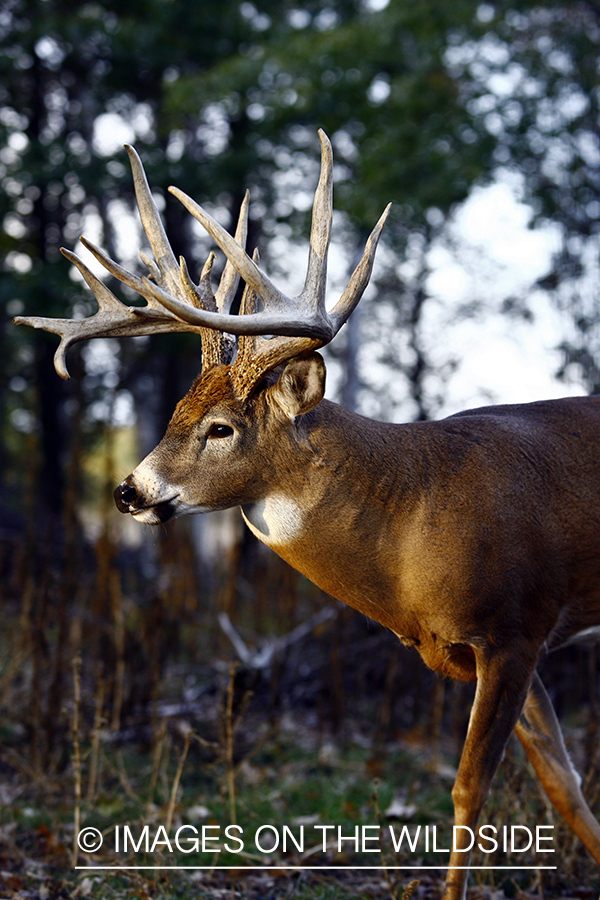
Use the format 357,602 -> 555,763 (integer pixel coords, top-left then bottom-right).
129,497 -> 179,524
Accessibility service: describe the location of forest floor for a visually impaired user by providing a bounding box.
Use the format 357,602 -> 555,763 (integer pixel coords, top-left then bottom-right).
0,679 -> 597,900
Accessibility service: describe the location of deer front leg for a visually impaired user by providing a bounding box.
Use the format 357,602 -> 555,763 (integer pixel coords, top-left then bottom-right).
514,670 -> 600,865
442,647 -> 536,900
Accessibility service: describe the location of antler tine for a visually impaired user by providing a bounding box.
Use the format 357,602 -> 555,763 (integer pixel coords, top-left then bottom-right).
125,144 -> 180,298
80,146 -> 228,315
128,142 -> 248,319
79,236 -> 160,303
329,202 -> 392,333
166,187 -> 290,314
169,132 -> 334,320
215,190 -> 250,315
198,192 -> 250,368
300,129 -> 333,312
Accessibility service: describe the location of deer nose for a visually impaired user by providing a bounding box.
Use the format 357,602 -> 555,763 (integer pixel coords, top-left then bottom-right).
114,479 -> 138,513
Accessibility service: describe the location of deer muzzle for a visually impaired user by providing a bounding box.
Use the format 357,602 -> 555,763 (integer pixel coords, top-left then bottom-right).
113,474 -> 181,524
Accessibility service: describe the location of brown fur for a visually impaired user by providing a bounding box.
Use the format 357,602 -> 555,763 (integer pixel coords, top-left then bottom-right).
169,365 -> 241,428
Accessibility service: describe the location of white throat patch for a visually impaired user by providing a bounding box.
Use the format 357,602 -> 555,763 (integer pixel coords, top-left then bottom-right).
242,494 -> 305,546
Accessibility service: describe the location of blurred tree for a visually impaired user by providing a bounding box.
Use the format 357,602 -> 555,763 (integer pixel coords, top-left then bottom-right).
442,2 -> 600,392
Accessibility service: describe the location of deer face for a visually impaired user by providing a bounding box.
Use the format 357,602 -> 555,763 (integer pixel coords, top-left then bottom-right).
113,354 -> 326,524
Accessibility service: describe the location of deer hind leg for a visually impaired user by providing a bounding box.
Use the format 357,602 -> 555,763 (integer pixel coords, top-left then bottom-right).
514,670 -> 600,865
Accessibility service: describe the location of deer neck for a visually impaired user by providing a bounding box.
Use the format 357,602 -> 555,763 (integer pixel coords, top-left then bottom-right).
241,399 -> 418,632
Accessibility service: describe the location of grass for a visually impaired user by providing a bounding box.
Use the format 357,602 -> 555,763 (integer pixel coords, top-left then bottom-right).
1,679 -> 598,900
0,719 -> 434,899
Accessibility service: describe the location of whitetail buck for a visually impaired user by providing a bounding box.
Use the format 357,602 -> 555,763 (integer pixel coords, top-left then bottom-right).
15,131 -> 600,899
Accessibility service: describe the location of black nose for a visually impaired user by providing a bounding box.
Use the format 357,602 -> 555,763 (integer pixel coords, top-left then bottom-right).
114,479 -> 138,513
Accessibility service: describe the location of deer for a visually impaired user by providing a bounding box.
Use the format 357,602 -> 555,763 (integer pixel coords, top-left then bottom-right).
15,130 -> 600,900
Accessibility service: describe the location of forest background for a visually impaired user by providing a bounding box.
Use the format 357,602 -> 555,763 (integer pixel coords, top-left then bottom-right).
1,1 -> 600,898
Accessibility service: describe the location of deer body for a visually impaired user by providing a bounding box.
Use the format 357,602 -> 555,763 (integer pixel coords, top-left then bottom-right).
120,366 -> 600,896
16,132 -> 600,899
129,380 -> 600,672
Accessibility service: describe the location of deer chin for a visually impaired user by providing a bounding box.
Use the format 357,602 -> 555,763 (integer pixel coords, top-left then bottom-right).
130,495 -> 213,523
129,496 -> 181,524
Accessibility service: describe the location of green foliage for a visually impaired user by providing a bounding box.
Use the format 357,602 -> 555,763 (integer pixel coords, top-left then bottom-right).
165,0 -> 498,232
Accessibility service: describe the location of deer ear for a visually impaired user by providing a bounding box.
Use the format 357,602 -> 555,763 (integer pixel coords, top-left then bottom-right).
268,353 -> 326,419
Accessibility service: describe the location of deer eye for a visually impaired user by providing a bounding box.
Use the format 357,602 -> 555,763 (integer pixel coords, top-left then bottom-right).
207,423 -> 234,439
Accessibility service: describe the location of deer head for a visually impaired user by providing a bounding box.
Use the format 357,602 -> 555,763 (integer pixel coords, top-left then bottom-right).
14,131 -> 390,523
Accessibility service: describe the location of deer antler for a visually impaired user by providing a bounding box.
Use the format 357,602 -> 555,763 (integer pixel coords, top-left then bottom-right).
13,146 -> 249,378
14,131 -> 390,382
152,130 -> 391,343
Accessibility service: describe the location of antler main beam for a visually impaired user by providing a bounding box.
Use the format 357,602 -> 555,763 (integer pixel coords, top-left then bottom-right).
14,130 -> 390,379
